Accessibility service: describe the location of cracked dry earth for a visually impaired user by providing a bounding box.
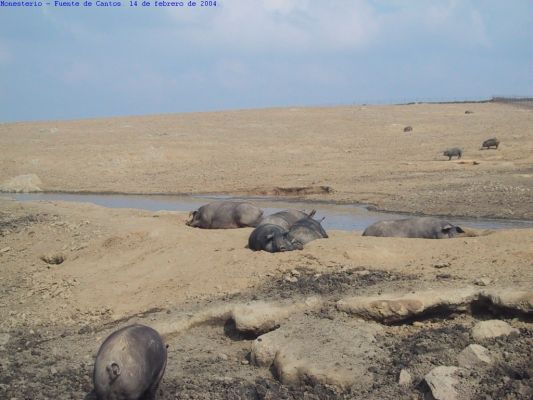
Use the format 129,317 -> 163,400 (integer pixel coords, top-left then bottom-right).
0,198 -> 532,399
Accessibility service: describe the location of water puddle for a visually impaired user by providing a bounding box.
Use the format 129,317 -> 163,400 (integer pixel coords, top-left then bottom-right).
3,192 -> 533,231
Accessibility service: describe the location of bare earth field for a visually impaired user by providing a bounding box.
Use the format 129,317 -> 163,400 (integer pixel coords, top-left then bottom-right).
0,103 -> 532,399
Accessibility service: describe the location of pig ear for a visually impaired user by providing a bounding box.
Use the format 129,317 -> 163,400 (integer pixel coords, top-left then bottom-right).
441,224 -> 453,234
107,362 -> 121,381
455,226 -> 465,233
266,233 -> 274,241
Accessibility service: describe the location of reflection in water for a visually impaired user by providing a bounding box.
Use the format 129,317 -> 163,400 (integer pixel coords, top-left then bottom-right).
3,192 -> 533,231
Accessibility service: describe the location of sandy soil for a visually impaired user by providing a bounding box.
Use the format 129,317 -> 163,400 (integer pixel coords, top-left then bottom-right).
0,102 -> 532,399
1,102 -> 532,219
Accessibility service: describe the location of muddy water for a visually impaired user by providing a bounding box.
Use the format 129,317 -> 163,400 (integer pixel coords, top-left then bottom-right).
4,192 -> 533,231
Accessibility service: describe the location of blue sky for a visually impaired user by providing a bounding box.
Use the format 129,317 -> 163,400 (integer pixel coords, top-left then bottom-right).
0,0 -> 532,122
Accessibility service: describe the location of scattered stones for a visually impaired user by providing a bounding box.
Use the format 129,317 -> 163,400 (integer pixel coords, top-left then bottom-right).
433,262 -> 451,269
424,366 -> 467,400
457,344 -> 492,368
1,247 -> 11,253
472,320 -> 519,341
40,253 -> 65,265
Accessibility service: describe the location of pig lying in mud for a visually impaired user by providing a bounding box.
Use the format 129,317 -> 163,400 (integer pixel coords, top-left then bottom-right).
443,147 -> 463,160
362,217 -> 465,239
249,214 -> 328,252
259,209 -> 316,230
288,217 -> 328,245
186,201 -> 263,229
93,324 -> 167,400
481,138 -> 500,149
248,223 -> 303,253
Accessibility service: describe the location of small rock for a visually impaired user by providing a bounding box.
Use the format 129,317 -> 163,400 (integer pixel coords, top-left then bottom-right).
241,359 -> 249,365
290,269 -> 300,276
0,333 -> 10,347
457,344 -> 492,368
433,262 -> 450,269
284,275 -> 298,283
424,366 -> 466,400
50,366 -> 57,375
399,369 -> 412,386
472,320 -> 519,341
217,353 -> 229,361
474,277 -> 491,286
0,247 -> 11,253
40,253 -> 65,265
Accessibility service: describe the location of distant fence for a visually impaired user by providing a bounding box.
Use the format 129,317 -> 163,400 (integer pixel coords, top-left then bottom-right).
491,96 -> 533,108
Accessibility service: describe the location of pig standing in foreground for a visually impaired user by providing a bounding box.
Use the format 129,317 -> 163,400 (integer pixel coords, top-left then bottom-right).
248,223 -> 303,253
259,209 -> 316,230
288,217 -> 328,245
443,148 -> 463,160
362,217 -> 465,239
93,324 -> 167,400
186,201 -> 263,229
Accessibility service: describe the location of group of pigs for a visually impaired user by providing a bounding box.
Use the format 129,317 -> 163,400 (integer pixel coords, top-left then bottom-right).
91,202 -> 467,400
186,201 -> 328,252
185,200 -> 466,252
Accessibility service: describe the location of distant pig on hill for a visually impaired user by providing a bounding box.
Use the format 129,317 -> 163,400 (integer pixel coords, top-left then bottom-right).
186,201 -> 263,229
362,217 -> 465,239
93,324 -> 167,400
481,138 -> 500,149
443,147 -> 462,160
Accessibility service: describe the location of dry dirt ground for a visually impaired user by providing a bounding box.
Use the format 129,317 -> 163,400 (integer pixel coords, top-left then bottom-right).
0,103 -> 532,399
1,102 -> 532,219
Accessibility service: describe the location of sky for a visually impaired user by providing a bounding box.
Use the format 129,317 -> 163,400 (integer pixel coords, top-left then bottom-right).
0,0 -> 532,122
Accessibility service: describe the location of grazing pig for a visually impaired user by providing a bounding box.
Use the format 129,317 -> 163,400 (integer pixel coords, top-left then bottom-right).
186,201 -> 263,229
93,324 -> 167,400
288,217 -> 328,245
259,209 -> 316,230
248,223 -> 303,253
443,148 -> 462,160
362,217 -> 465,239
481,138 -> 500,149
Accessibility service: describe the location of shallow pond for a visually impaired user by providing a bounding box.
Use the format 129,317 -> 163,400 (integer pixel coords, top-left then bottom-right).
4,192 -> 533,231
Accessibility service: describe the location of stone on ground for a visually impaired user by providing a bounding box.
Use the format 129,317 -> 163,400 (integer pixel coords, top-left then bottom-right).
472,320 -> 519,341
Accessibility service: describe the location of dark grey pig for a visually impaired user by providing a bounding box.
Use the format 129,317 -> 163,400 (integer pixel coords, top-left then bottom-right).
186,201 -> 263,229
443,147 -> 462,160
481,138 -> 500,149
259,209 -> 316,230
288,217 -> 328,245
362,217 -> 465,239
94,324 -> 167,400
248,223 -> 303,253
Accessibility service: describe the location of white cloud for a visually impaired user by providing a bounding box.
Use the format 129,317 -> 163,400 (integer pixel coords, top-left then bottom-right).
167,0 -> 380,52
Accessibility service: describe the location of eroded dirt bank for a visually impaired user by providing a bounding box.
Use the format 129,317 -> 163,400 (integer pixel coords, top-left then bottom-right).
1,198 -> 532,399
1,103 -> 532,219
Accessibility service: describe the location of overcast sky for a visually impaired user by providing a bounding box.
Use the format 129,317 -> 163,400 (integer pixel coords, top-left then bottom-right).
0,0 -> 532,122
